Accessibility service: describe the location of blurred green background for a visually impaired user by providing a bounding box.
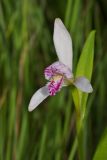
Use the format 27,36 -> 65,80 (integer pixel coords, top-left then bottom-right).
0,0 -> 107,159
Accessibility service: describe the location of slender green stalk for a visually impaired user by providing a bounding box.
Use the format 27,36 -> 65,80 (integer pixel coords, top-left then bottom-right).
38,125 -> 47,160
70,0 -> 82,33
6,87 -> 16,160
68,138 -> 78,160
16,112 -> 28,160
55,118 -> 62,160
65,0 -> 73,27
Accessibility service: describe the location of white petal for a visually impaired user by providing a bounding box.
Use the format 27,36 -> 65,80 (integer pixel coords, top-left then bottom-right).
53,18 -> 73,70
73,77 -> 93,93
28,86 -> 49,112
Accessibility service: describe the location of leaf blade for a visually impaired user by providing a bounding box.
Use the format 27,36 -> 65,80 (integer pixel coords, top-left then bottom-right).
74,31 -> 96,112
93,128 -> 107,160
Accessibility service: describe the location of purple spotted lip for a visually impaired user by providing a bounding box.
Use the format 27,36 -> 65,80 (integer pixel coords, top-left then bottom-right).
44,61 -> 73,96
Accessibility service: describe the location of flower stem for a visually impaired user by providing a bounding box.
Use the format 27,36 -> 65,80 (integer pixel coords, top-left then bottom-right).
68,137 -> 78,160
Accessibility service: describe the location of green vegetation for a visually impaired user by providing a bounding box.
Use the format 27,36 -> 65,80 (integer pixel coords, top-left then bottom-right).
0,0 -> 107,159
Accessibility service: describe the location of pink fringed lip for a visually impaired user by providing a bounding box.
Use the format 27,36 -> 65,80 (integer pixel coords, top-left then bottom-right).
47,78 -> 63,96
44,61 -> 73,96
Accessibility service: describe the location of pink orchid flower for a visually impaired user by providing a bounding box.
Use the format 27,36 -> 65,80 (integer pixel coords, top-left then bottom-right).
28,18 -> 93,112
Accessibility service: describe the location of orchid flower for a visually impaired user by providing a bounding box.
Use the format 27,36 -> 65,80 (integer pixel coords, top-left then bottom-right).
28,18 -> 93,112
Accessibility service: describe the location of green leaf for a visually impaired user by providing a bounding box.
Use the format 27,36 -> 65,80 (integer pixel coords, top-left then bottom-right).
76,30 -> 95,79
93,128 -> 107,160
72,30 -> 96,113
71,31 -> 95,160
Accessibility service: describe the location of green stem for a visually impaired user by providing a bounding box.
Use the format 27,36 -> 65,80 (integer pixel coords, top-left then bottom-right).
68,138 -> 78,160
38,125 -> 47,160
